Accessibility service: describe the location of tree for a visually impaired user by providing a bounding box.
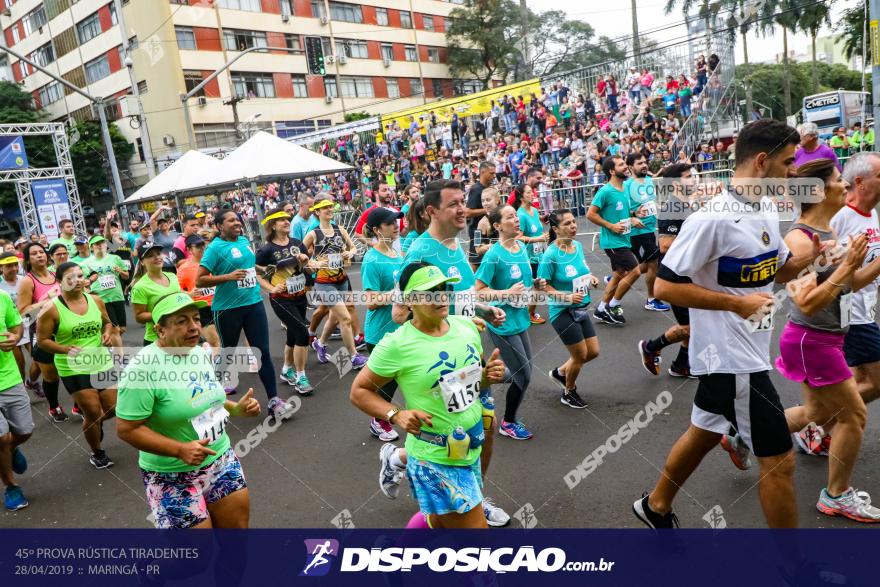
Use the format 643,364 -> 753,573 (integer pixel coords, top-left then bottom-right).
0,82 -> 54,207
797,0 -> 832,93
525,11 -> 625,77
446,0 -> 522,89
68,121 -> 133,199
837,3 -> 870,64
344,111 -> 371,122
757,0 -> 798,117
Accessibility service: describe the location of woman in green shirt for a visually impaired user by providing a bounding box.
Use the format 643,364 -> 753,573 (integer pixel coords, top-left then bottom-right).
36,262 -> 116,469
131,243 -> 181,347
81,235 -> 129,349
116,292 -> 261,529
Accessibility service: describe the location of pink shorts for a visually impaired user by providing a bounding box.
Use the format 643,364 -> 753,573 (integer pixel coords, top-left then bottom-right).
775,322 -> 852,388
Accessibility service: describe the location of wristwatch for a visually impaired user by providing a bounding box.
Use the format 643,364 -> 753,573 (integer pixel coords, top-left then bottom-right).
386,407 -> 401,424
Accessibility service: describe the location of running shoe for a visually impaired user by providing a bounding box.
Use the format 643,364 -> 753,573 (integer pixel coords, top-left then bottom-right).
668,364 -> 696,378
529,312 -> 546,325
548,368 -> 567,390
820,432 -> 832,455
49,406 -> 68,423
593,308 -> 618,325
354,334 -> 367,350
603,275 -> 611,285
4,485 -> 28,511
89,450 -> 114,469
268,397 -> 295,421
720,433 -> 752,470
312,339 -> 329,364
794,423 -> 827,457
280,368 -> 297,385
351,353 -> 368,370
483,497 -> 511,527
632,491 -> 679,529
608,306 -> 626,324
499,420 -> 533,440
638,340 -> 661,376
329,328 -> 342,340
11,448 -> 27,475
561,388 -> 588,409
817,487 -> 880,523
369,417 -> 400,442
71,404 -> 84,420
24,378 -> 44,398
378,443 -> 403,499
645,299 -> 671,312
224,386 -> 237,396
295,374 -> 314,395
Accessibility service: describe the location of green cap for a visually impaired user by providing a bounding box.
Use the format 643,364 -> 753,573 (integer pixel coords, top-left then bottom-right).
402,264 -> 460,294
88,235 -> 106,246
151,292 -> 207,324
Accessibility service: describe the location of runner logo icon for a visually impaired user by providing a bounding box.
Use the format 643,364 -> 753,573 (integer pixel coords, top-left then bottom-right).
300,539 -> 339,577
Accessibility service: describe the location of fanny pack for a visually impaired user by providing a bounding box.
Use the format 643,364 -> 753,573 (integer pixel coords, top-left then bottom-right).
414,419 -> 485,450
567,306 -> 590,323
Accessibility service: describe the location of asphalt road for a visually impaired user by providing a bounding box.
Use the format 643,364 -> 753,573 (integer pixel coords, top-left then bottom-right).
4,230 -> 880,530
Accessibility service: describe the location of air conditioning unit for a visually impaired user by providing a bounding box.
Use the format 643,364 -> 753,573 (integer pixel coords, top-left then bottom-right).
2,9 -> 10,16
324,95 -> 333,104
325,54 -> 336,64
162,134 -> 175,147
197,96 -> 207,106
382,58 -> 390,68
319,16 -> 329,25
281,13 -> 290,23
338,54 -> 347,65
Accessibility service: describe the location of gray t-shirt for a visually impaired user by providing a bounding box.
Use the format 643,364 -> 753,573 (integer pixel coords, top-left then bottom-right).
787,224 -> 850,333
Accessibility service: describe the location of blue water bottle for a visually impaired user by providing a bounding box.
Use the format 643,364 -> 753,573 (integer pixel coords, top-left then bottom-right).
447,426 -> 470,460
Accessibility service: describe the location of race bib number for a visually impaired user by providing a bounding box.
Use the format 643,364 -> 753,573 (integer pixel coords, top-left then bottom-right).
190,405 -> 229,443
196,287 -> 215,298
286,274 -> 306,294
455,287 -> 476,318
621,218 -> 632,235
97,275 -> 117,290
753,310 -> 774,333
237,268 -> 257,290
327,253 -> 343,270
438,363 -> 482,414
532,241 -> 546,256
639,201 -> 658,217
572,275 -> 589,296
840,292 -> 853,329
865,290 -> 878,322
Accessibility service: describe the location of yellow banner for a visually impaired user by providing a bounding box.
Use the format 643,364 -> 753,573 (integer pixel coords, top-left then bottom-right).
872,21 -> 880,67
380,78 -> 542,132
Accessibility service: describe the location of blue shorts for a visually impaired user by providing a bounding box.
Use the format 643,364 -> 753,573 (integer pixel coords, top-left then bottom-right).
843,323 -> 880,367
406,458 -> 483,516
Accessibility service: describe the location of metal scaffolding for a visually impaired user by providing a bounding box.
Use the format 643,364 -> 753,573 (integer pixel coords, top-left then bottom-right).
0,123 -> 85,237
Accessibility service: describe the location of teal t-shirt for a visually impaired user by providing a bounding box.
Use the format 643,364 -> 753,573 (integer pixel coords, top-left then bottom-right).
404,232 -> 475,315
200,236 -> 261,312
474,241 -> 532,336
625,176 -> 657,236
361,248 -> 403,345
516,206 -> 545,263
401,230 -> 421,254
591,183 -> 631,249
537,240 -> 592,322
290,214 -> 312,242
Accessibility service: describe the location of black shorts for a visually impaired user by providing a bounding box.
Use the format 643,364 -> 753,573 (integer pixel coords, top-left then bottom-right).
692,371 -> 792,458
630,232 -> 660,264
605,247 -> 639,272
199,306 -> 214,327
61,370 -> 114,395
105,300 -> 127,328
843,322 -> 880,367
551,307 -> 597,345
531,263 -> 539,279
671,304 -> 690,326
32,343 -> 54,364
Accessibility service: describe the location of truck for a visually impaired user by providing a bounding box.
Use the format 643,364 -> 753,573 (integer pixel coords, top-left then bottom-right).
802,90 -> 871,139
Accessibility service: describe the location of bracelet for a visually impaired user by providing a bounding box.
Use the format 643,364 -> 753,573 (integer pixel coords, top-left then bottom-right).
828,280 -> 845,289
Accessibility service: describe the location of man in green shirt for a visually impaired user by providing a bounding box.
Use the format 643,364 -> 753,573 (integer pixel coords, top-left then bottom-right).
851,121 -> 875,153
49,219 -> 77,256
829,127 -> 850,158
0,289 -> 31,511
587,155 -> 643,325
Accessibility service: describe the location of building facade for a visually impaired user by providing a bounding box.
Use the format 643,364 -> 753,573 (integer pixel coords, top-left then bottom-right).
1,0 -> 474,191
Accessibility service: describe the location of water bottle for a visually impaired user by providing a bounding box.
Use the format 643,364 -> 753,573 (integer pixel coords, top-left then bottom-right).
480,395 -> 495,430
447,426 -> 470,460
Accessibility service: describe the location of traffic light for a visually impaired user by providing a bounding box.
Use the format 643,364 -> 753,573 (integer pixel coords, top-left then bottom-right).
306,36 -> 326,76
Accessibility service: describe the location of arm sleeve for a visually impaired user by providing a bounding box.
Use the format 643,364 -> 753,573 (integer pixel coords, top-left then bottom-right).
131,280 -> 148,305
115,364 -> 156,421
365,333 -> 399,378
3,294 -> 21,329
536,250 -> 553,281
199,242 -> 218,274
473,248 -> 496,285
361,261 -> 381,292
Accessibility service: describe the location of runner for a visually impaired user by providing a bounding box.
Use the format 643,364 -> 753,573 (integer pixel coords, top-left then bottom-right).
587,156 -> 642,325
149,205 -> 180,272
70,236 -> 91,266
538,209 -> 600,409
466,162 -> 496,266
175,234 -> 221,353
36,262 -> 116,469
401,198 -> 429,255
777,158 -> 880,522
255,211 -> 314,395
473,188 -> 501,264
49,219 -> 76,256
47,242 -> 69,273
350,262 -> 506,528
290,195 -> 315,242
361,208 -> 405,442
0,253 -> 32,390
632,119 -> 817,528
353,183 -> 403,250
197,210 -> 291,420
80,236 -> 129,349
17,243 -> 65,422
131,242 -> 181,347
513,184 -> 549,325
303,197 -> 367,369
475,205 -> 536,438
0,286 -> 31,510
625,153 -> 669,312
169,214 -> 202,268
116,292 -> 261,528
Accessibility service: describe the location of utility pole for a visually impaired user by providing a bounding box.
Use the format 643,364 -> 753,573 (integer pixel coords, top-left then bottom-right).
872,0 -> 880,147
224,96 -> 245,141
631,0 -> 640,67
520,0 -> 530,78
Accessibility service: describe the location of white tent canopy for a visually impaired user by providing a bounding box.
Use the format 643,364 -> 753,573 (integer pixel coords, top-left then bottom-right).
124,150 -> 223,204
204,131 -> 353,190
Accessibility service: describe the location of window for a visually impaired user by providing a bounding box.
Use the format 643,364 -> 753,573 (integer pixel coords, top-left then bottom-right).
386,79 -> 399,99
31,42 -> 55,67
376,7 -> 388,26
183,70 -> 205,97
404,45 -> 417,62
175,26 -> 196,50
432,78 -> 443,97
222,29 -> 268,51
411,78 -> 423,97
128,36 -> 139,50
454,79 -> 482,96
427,48 -> 439,63
337,39 -> 367,59
17,61 -> 28,79
216,0 -> 261,11
231,72 -> 275,98
329,1 -> 362,23
11,27 -> 19,44
284,34 -> 301,50
84,54 -> 110,83
39,82 -> 62,106
324,78 -> 337,98
23,6 -> 47,36
109,2 -> 117,25
339,76 -> 373,98
137,80 -> 148,94
76,13 -> 101,44
380,44 -> 393,62
54,28 -> 78,59
423,15 -> 434,31
292,75 -> 308,98
400,10 -> 412,28
280,0 -> 293,16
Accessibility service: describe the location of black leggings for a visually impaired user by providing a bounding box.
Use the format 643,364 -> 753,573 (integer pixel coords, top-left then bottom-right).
366,342 -> 398,402
270,297 -> 310,348
214,301 -> 278,400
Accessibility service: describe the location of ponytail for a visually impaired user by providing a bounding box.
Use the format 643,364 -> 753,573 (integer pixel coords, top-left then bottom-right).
547,209 -> 571,244
125,257 -> 148,296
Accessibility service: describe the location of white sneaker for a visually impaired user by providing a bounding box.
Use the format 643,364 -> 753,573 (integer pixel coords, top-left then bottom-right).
482,497 -> 510,527
369,417 -> 399,442
378,443 -> 404,499
817,487 -> 880,523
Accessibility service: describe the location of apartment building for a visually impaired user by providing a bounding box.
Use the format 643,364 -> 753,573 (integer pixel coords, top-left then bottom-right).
1,0 -> 475,190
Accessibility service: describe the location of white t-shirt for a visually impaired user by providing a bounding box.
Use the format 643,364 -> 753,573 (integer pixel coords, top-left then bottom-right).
662,191 -> 789,375
830,205 -> 880,325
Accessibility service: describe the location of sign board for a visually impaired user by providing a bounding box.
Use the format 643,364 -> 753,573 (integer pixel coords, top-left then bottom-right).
31,179 -> 71,242
0,136 -> 28,170
872,20 -> 879,67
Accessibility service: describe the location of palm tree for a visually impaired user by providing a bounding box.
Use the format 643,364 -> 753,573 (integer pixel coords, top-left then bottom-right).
663,0 -> 713,56
722,0 -> 760,121
798,0 -> 832,93
759,0 -> 797,117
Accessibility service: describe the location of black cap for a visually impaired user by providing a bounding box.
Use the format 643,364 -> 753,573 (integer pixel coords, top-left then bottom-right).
365,207 -> 404,231
137,241 -> 163,260
73,235 -> 88,245
185,234 -> 205,248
